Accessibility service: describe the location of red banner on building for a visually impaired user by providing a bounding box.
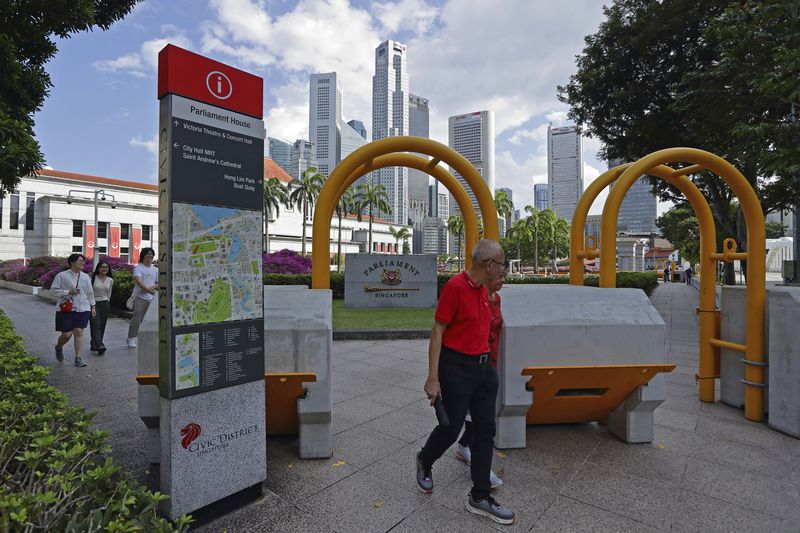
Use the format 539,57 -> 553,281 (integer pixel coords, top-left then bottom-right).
131,226 -> 142,265
84,223 -> 95,260
109,224 -> 121,258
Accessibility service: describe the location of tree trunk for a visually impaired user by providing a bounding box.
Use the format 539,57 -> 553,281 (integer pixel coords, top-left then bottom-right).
534,228 -> 539,274
458,233 -> 463,271
794,202 -> 800,283
265,216 -> 270,254
368,203 -> 373,254
337,212 -> 342,272
301,200 -> 307,256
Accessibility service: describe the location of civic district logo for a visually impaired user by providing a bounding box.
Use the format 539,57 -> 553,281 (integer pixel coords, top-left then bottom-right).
382,269 -> 401,285
179,422 -> 259,456
180,423 -> 201,449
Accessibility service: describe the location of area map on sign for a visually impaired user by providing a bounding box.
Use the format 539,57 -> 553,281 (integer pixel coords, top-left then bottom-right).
172,203 -> 262,327
175,333 -> 200,390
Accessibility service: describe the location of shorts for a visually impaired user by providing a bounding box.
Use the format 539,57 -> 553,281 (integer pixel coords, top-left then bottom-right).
55,311 -> 91,332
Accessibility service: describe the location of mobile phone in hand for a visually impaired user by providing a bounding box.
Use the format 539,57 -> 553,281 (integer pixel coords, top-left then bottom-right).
433,394 -> 450,427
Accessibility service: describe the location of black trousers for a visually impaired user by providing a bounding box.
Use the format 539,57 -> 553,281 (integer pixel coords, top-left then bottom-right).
419,347 -> 498,500
90,300 -> 110,350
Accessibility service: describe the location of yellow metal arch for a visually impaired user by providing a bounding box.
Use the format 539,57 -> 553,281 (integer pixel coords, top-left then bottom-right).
332,153 -> 480,266
596,148 -> 765,421
311,137 -> 499,289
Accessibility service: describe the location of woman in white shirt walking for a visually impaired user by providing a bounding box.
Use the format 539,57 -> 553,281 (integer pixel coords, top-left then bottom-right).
127,247 -> 158,348
52,254 -> 96,367
89,260 -> 114,355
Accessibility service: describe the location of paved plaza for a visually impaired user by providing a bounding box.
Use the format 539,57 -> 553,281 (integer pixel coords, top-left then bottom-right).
1,283 -> 799,531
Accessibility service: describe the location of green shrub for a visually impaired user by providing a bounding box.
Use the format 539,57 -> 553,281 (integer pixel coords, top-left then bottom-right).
110,270 -> 134,309
0,310 -> 190,532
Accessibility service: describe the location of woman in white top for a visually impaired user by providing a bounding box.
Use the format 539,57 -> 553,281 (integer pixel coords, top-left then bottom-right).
127,247 -> 159,348
51,254 -> 96,367
89,260 -> 114,355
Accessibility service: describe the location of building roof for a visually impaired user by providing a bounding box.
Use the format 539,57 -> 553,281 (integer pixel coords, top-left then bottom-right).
264,158 -> 293,184
645,247 -> 677,258
34,168 -> 159,191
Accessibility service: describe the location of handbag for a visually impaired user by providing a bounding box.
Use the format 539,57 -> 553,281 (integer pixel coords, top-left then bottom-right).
59,271 -> 80,313
126,291 -> 136,311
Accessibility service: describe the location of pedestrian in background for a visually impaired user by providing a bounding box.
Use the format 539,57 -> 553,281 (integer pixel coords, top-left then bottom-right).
52,254 -> 96,367
127,247 -> 158,348
416,239 -> 515,526
89,260 -> 113,355
685,266 -> 693,286
456,261 -> 509,489
663,263 -> 671,283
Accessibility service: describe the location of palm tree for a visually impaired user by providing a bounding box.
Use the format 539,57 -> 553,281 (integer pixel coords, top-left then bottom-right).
389,226 -> 411,254
263,177 -> 289,253
335,188 -> 356,271
507,218 -> 532,262
447,214 -> 465,271
289,167 -> 325,256
355,181 -> 392,254
553,217 -> 571,272
524,205 -> 541,274
494,190 -> 514,237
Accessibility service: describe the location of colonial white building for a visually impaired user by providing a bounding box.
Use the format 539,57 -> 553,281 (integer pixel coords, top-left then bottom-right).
0,161 -> 411,264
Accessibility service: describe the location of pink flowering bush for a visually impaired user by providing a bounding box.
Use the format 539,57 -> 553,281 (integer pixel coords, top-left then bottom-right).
263,249 -> 311,274
1,255 -> 135,288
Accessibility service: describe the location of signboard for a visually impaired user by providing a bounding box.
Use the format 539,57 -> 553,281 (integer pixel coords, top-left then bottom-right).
344,254 -> 437,308
84,223 -> 95,260
131,226 -> 142,265
109,224 -> 121,258
157,45 -> 265,399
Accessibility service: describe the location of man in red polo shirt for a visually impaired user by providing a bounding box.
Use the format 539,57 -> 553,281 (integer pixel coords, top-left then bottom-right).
416,239 -> 515,526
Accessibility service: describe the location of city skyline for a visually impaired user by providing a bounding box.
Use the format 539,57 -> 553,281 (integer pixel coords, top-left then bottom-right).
33,1 -> 649,217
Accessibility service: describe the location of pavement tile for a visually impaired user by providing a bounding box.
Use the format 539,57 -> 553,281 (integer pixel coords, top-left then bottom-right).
586,438 -> 688,485
361,406 -> 436,443
680,457 -> 800,520
530,495 -> 661,532
364,451 -> 468,496
265,453 -> 358,504
370,385 -> 426,409
669,488 -> 795,533
301,470 -> 424,533
560,461 -> 680,529
653,406 -> 698,431
196,489 -> 326,533
389,501 -> 505,533
331,424 -> 408,468
695,415 -> 796,451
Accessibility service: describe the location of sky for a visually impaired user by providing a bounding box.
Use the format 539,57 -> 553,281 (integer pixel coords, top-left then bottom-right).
34,0 -> 666,216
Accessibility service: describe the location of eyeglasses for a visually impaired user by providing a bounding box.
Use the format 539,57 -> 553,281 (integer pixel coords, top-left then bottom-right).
484,258 -> 506,269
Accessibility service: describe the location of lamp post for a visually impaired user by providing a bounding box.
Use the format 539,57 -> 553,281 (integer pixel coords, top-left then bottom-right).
66,189 -> 117,269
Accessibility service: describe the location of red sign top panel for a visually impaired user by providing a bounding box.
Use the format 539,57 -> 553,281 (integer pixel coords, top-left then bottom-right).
158,44 -> 263,119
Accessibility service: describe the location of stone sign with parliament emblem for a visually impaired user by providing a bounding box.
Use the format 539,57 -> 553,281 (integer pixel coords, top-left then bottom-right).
344,254 -> 437,308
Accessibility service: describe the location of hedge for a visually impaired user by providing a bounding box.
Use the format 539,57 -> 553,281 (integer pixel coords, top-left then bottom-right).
0,310 -> 190,532
265,271 -> 659,298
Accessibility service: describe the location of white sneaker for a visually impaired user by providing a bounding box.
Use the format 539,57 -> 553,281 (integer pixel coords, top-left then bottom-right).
126,338 -> 137,348
490,470 -> 503,489
455,445 -> 472,465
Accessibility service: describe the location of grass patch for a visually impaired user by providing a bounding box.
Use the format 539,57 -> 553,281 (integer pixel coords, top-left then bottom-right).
332,300 -> 435,331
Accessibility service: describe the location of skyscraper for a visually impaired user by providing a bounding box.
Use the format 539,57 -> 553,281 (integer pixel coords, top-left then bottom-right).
268,137 -> 292,175
372,40 -> 409,225
547,125 -> 584,222
618,177 -> 658,234
408,94 -> 430,252
448,110 -> 495,213
289,139 -> 317,180
534,183 -> 548,211
340,122 -> 367,165
346,119 -> 367,140
309,72 -> 343,177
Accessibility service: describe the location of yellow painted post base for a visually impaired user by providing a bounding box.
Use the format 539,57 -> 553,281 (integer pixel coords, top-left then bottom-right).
265,372 -> 317,435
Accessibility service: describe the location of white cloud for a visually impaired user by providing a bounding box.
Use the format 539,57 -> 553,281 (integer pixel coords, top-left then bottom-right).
495,150 -> 546,209
265,76 -> 309,141
508,124 -> 549,145
372,0 -> 440,34
129,135 -> 158,154
94,33 -> 192,77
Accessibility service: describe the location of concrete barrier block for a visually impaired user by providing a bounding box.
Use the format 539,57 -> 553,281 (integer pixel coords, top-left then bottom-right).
264,286 -> 332,458
496,285 -> 667,447
767,287 -> 800,437
608,374 -> 667,443
137,294 -> 161,462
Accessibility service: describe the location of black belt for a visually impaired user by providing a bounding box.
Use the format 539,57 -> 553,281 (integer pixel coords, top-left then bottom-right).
442,346 -> 490,365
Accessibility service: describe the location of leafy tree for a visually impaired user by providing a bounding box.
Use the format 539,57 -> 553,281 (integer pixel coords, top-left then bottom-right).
494,190 -> 514,235
447,214 -> 465,270
388,226 -> 411,254
524,206 -> 542,273
505,218 -> 531,262
656,206 -> 701,265
288,167 -> 324,256
355,181 -> 391,254
765,220 -> 786,240
402,239 -> 411,255
0,0 -> 141,196
334,187 -> 356,271
263,177 -> 288,253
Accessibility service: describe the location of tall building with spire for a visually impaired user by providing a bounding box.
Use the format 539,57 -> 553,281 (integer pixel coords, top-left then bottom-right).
372,40 -> 409,225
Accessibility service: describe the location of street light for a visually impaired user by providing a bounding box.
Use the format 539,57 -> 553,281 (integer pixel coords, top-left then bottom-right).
67,189 -> 117,269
